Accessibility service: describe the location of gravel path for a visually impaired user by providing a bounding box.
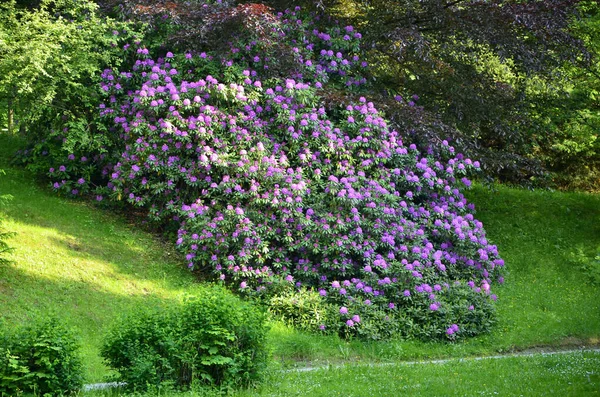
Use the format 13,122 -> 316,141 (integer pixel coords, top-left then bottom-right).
83,347 -> 600,390
287,347 -> 600,373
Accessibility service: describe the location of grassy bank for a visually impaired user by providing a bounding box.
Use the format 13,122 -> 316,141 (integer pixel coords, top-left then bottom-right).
1,133 -> 599,389
0,135 -> 200,381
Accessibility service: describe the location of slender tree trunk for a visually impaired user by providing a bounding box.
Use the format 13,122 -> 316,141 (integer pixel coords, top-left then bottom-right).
7,95 -> 14,135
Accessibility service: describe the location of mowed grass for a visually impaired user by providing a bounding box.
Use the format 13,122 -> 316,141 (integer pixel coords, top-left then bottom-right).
240,351 -> 600,397
0,135 -> 200,382
86,351 -> 600,396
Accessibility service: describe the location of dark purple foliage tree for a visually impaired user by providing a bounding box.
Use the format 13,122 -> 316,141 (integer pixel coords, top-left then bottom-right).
247,0 -> 594,185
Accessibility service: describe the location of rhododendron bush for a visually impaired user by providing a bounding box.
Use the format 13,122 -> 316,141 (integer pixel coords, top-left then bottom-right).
35,7 -> 504,340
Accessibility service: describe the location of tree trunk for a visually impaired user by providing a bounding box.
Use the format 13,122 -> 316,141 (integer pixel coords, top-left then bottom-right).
7,95 -> 14,135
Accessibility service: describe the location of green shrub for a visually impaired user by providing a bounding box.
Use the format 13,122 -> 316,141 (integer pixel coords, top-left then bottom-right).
0,317 -> 83,396
0,0 -> 141,132
571,247 -> 600,285
269,288 -> 331,333
101,285 -> 269,392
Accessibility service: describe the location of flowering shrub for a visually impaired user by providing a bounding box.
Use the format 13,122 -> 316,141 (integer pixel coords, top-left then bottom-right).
38,6 -> 504,340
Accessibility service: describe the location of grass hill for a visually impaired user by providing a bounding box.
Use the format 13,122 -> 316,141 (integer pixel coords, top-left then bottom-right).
1,133 -> 599,393
0,135 -> 200,381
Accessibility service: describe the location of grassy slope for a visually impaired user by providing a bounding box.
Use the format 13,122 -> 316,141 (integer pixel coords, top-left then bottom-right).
466,185 -> 600,349
1,132 -> 600,390
0,135 -> 200,381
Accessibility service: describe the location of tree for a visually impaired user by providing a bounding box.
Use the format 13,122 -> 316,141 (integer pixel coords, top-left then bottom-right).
249,0 -> 594,185
530,1 -> 600,189
0,170 -> 14,266
0,0 -> 139,136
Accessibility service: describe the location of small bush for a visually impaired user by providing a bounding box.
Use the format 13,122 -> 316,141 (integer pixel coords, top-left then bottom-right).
0,317 -> 83,396
269,288 -> 331,332
101,285 -> 269,392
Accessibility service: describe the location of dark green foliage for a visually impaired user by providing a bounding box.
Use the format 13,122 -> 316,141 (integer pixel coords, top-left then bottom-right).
531,1 -> 600,190
535,88 -> 600,190
101,285 -> 269,392
256,0 -> 599,188
346,0 -> 592,186
0,317 -> 83,396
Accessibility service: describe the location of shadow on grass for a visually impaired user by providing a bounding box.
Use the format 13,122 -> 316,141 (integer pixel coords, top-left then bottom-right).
0,261 -> 185,382
0,260 -> 172,327
0,165 -> 194,289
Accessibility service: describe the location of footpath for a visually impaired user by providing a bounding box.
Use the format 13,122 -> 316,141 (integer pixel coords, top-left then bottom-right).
84,346 -> 600,390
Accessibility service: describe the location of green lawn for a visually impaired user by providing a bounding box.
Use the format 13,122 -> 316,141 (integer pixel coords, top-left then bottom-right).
466,185 -> 600,348
1,133 -> 600,392
246,351 -> 600,397
85,351 -> 600,396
